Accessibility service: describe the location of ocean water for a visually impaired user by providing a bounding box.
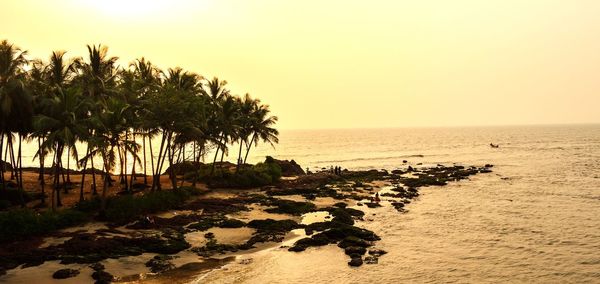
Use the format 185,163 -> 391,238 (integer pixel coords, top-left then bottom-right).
200,125 -> 600,283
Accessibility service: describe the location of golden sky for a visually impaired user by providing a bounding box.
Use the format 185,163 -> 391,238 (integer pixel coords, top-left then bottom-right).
1,0 -> 600,129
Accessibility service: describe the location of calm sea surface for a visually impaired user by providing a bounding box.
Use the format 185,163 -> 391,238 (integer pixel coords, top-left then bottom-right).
13,125 -> 600,283
203,125 -> 600,283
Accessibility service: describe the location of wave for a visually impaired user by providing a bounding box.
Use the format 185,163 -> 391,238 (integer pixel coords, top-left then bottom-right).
314,154 -> 425,164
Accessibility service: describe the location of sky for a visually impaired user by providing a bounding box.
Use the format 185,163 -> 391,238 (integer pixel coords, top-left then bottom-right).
1,0 -> 600,130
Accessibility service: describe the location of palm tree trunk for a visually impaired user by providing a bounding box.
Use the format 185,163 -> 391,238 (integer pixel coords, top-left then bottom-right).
236,138 -> 244,172
91,154 -> 97,195
79,146 -> 91,202
167,137 -> 177,190
17,135 -> 25,207
54,144 -> 63,208
66,146 -> 71,183
99,147 -> 114,218
243,134 -> 256,164
148,134 -> 154,187
38,138 -> 43,181
129,138 -> 137,190
143,134 -> 148,185
0,133 -> 5,189
51,149 -> 57,211
152,130 -> 167,191
39,137 -> 46,205
8,137 -> 16,180
210,135 -> 222,176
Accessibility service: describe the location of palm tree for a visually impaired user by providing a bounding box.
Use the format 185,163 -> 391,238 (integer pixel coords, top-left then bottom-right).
0,40 -> 32,206
243,102 -> 279,164
34,86 -> 87,210
235,93 -> 258,171
73,44 -> 118,196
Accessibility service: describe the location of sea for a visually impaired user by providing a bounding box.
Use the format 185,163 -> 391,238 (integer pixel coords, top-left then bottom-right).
12,124 -> 600,283
201,125 -> 600,283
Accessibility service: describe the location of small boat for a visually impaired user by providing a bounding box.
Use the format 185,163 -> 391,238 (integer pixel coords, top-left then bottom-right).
490,143 -> 499,148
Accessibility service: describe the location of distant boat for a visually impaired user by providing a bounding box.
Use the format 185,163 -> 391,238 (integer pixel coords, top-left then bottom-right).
490,143 -> 499,148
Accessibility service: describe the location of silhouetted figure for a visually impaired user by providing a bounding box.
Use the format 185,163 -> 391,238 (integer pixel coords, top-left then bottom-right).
374,192 -> 381,202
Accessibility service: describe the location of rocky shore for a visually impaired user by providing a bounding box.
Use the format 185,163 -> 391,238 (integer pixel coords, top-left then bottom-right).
0,162 -> 492,283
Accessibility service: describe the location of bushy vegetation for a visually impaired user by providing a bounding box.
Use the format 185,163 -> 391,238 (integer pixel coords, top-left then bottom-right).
76,186 -> 202,223
104,187 -> 200,223
208,162 -> 282,188
0,208 -> 88,242
0,186 -> 203,241
0,187 -> 40,208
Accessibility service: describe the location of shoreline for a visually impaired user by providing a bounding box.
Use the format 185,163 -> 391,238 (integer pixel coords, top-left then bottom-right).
0,162 -> 493,283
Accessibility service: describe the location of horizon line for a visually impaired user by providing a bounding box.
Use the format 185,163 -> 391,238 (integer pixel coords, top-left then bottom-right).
278,122 -> 600,131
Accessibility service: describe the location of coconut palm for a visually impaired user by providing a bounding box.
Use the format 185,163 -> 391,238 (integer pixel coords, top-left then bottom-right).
0,40 -> 32,206
34,86 -> 87,210
243,102 -> 279,164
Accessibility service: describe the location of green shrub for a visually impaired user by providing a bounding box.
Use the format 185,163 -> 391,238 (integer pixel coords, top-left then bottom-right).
0,208 -> 88,242
205,160 -> 283,188
0,188 -> 36,206
104,187 -> 193,223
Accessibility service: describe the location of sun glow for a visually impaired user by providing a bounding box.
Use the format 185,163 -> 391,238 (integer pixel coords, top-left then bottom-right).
77,0 -> 188,20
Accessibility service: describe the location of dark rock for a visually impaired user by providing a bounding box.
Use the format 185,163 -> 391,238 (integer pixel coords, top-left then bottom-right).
162,161 -> 203,175
348,257 -> 363,267
368,249 -> 388,256
364,256 -> 378,264
92,270 -> 114,283
338,236 -> 370,248
89,263 -> 105,271
219,218 -> 246,228
52,268 -> 80,279
484,164 -> 493,168
269,158 -> 305,176
365,202 -> 381,208
204,232 -> 215,239
264,199 -> 316,215
344,246 -> 367,256
145,255 -> 175,273
247,219 -> 301,233
333,202 -> 347,208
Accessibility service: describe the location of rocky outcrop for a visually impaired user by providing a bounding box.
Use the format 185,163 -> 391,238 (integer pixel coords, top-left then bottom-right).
269,158 -> 305,176
162,161 -> 203,175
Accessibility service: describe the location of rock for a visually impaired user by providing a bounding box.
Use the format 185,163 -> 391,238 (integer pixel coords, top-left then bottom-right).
344,246 -> 367,256
402,160 -> 408,163
204,232 -> 215,239
162,161 -> 203,175
247,219 -> 301,233
92,270 -> 114,283
348,257 -> 363,267
364,256 -> 378,264
368,249 -> 388,256
338,236 -> 370,248
365,202 -> 381,208
89,263 -> 105,271
484,164 -> 494,168
52,268 -> 80,279
145,255 -> 175,273
219,218 -> 246,228
267,157 -> 305,176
